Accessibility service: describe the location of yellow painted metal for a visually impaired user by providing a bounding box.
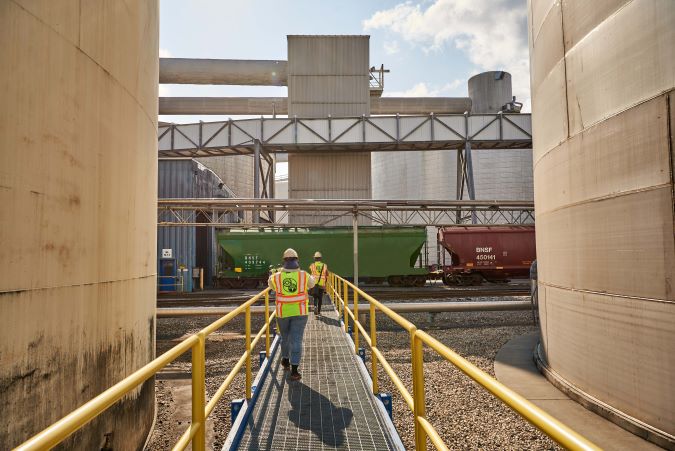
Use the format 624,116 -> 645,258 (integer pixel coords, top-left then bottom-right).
370,303 -> 379,394
417,416 -> 450,451
329,273 -> 602,451
354,290 -> 360,353
416,330 -> 601,451
15,335 -> 198,450
245,306 -> 252,400
265,291 -> 271,357
191,332 -> 206,451
16,289 -> 276,451
411,331 -> 426,451
371,347 -> 414,411
205,352 -> 247,416
343,279 -> 349,332
354,320 -> 371,348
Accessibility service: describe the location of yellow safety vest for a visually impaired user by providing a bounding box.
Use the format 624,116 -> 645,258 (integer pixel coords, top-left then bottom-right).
309,262 -> 328,287
271,270 -> 309,318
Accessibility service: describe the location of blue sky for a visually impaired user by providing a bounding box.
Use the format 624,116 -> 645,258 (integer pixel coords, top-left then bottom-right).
159,0 -> 530,124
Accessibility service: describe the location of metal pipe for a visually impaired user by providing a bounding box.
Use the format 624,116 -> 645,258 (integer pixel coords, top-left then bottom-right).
371,97 -> 471,114
156,301 -> 531,317
159,58 -> 287,85
159,97 -> 287,115
158,96 -> 473,115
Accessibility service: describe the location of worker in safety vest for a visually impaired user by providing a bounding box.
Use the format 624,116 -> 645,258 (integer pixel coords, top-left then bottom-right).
269,248 -> 315,381
308,251 -> 328,316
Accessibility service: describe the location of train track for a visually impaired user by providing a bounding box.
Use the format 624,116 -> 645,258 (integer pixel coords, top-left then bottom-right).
157,285 -> 530,308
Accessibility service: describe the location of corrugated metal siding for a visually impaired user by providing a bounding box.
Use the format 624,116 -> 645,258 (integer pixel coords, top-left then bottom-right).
371,147 -> 533,265
286,36 -> 372,221
288,153 -> 371,225
157,159 -> 235,286
287,35 -> 369,118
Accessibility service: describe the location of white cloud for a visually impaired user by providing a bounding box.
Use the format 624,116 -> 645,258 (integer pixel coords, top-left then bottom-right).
384,79 -> 464,97
158,84 -> 171,97
364,0 -> 530,111
383,40 -> 400,55
159,48 -> 173,58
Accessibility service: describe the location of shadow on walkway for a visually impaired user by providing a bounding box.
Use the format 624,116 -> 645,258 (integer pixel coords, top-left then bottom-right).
287,381 -> 353,447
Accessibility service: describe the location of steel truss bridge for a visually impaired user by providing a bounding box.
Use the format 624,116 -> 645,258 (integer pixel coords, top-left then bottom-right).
158,112 -> 532,157
157,199 -> 535,228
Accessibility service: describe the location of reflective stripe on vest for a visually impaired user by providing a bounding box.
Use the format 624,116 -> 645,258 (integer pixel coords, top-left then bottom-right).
274,271 -> 309,317
310,262 -> 327,286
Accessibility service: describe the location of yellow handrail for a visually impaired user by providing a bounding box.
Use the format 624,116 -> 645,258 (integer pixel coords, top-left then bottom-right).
327,273 -> 602,451
16,288 -> 275,451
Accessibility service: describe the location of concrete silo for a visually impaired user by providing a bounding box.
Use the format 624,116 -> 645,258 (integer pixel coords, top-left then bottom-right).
372,71 -> 533,265
529,0 -> 675,446
0,1 -> 158,449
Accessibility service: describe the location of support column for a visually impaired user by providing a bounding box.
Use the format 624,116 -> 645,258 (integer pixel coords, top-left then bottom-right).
253,139 -> 261,223
352,211 -> 359,287
465,140 -> 477,224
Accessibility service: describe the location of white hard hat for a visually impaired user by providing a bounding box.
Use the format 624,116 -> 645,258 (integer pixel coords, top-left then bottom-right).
283,248 -> 298,259
314,251 -> 322,258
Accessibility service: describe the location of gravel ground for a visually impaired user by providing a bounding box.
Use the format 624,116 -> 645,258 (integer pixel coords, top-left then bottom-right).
147,299 -> 556,450
369,309 -> 559,450
146,315 -> 268,450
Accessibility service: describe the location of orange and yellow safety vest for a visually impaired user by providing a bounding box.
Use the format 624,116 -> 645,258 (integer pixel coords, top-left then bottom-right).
309,262 -> 328,287
271,270 -> 310,318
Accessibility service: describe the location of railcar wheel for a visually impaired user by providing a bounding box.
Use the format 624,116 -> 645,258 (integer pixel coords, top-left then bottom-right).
387,276 -> 403,287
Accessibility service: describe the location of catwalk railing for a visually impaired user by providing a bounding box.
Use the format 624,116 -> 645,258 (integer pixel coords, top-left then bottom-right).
15,290 -> 275,451
326,273 -> 601,451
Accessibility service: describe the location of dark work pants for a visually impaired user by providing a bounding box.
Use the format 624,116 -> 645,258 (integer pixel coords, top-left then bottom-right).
312,286 -> 325,314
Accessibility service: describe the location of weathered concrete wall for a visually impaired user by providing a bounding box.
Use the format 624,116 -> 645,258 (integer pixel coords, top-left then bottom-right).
0,1 -> 158,448
529,0 -> 675,445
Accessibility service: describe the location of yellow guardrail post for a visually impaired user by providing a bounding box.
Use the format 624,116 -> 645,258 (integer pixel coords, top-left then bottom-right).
265,291 -> 271,357
354,290 -> 360,353
192,332 -> 206,451
370,302 -> 379,394
343,279 -> 349,332
412,330 -> 426,451
245,305 -> 252,400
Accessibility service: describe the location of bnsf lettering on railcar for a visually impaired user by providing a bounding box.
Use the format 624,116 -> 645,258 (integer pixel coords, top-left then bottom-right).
476,247 -> 492,253
476,254 -> 496,260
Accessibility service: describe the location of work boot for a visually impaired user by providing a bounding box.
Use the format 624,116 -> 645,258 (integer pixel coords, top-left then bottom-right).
290,365 -> 301,381
281,357 -> 290,371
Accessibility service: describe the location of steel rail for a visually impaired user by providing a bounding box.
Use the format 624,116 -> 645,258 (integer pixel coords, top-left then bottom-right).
16,289 -> 275,451
328,273 -> 602,451
157,198 -> 535,208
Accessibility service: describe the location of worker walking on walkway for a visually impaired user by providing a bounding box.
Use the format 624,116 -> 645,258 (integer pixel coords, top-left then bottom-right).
308,251 -> 328,316
269,248 -> 315,381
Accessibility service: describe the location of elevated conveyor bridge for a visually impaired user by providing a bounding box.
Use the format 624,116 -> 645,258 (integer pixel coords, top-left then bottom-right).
158,113 -> 531,158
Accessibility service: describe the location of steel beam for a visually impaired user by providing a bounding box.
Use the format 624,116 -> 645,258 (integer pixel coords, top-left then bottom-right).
157,198 -> 535,227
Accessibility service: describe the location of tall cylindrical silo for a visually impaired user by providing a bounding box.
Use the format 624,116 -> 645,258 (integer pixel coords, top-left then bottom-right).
372,71 -> 533,266
0,1 -> 158,449
529,0 -> 675,446
468,71 -> 513,113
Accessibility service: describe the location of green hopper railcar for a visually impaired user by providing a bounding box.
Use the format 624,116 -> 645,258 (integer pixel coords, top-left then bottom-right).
215,226 -> 428,288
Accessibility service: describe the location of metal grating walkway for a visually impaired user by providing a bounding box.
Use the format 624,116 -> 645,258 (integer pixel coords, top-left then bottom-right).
235,306 -> 400,450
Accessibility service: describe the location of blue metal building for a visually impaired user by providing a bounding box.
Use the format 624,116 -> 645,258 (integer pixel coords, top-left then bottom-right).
157,159 -> 237,290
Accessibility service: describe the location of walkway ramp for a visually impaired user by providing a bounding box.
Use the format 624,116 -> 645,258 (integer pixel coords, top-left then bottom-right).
231,306 -> 402,451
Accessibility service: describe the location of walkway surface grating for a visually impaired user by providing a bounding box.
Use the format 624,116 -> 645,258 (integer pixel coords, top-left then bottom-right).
235,305 -> 400,450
